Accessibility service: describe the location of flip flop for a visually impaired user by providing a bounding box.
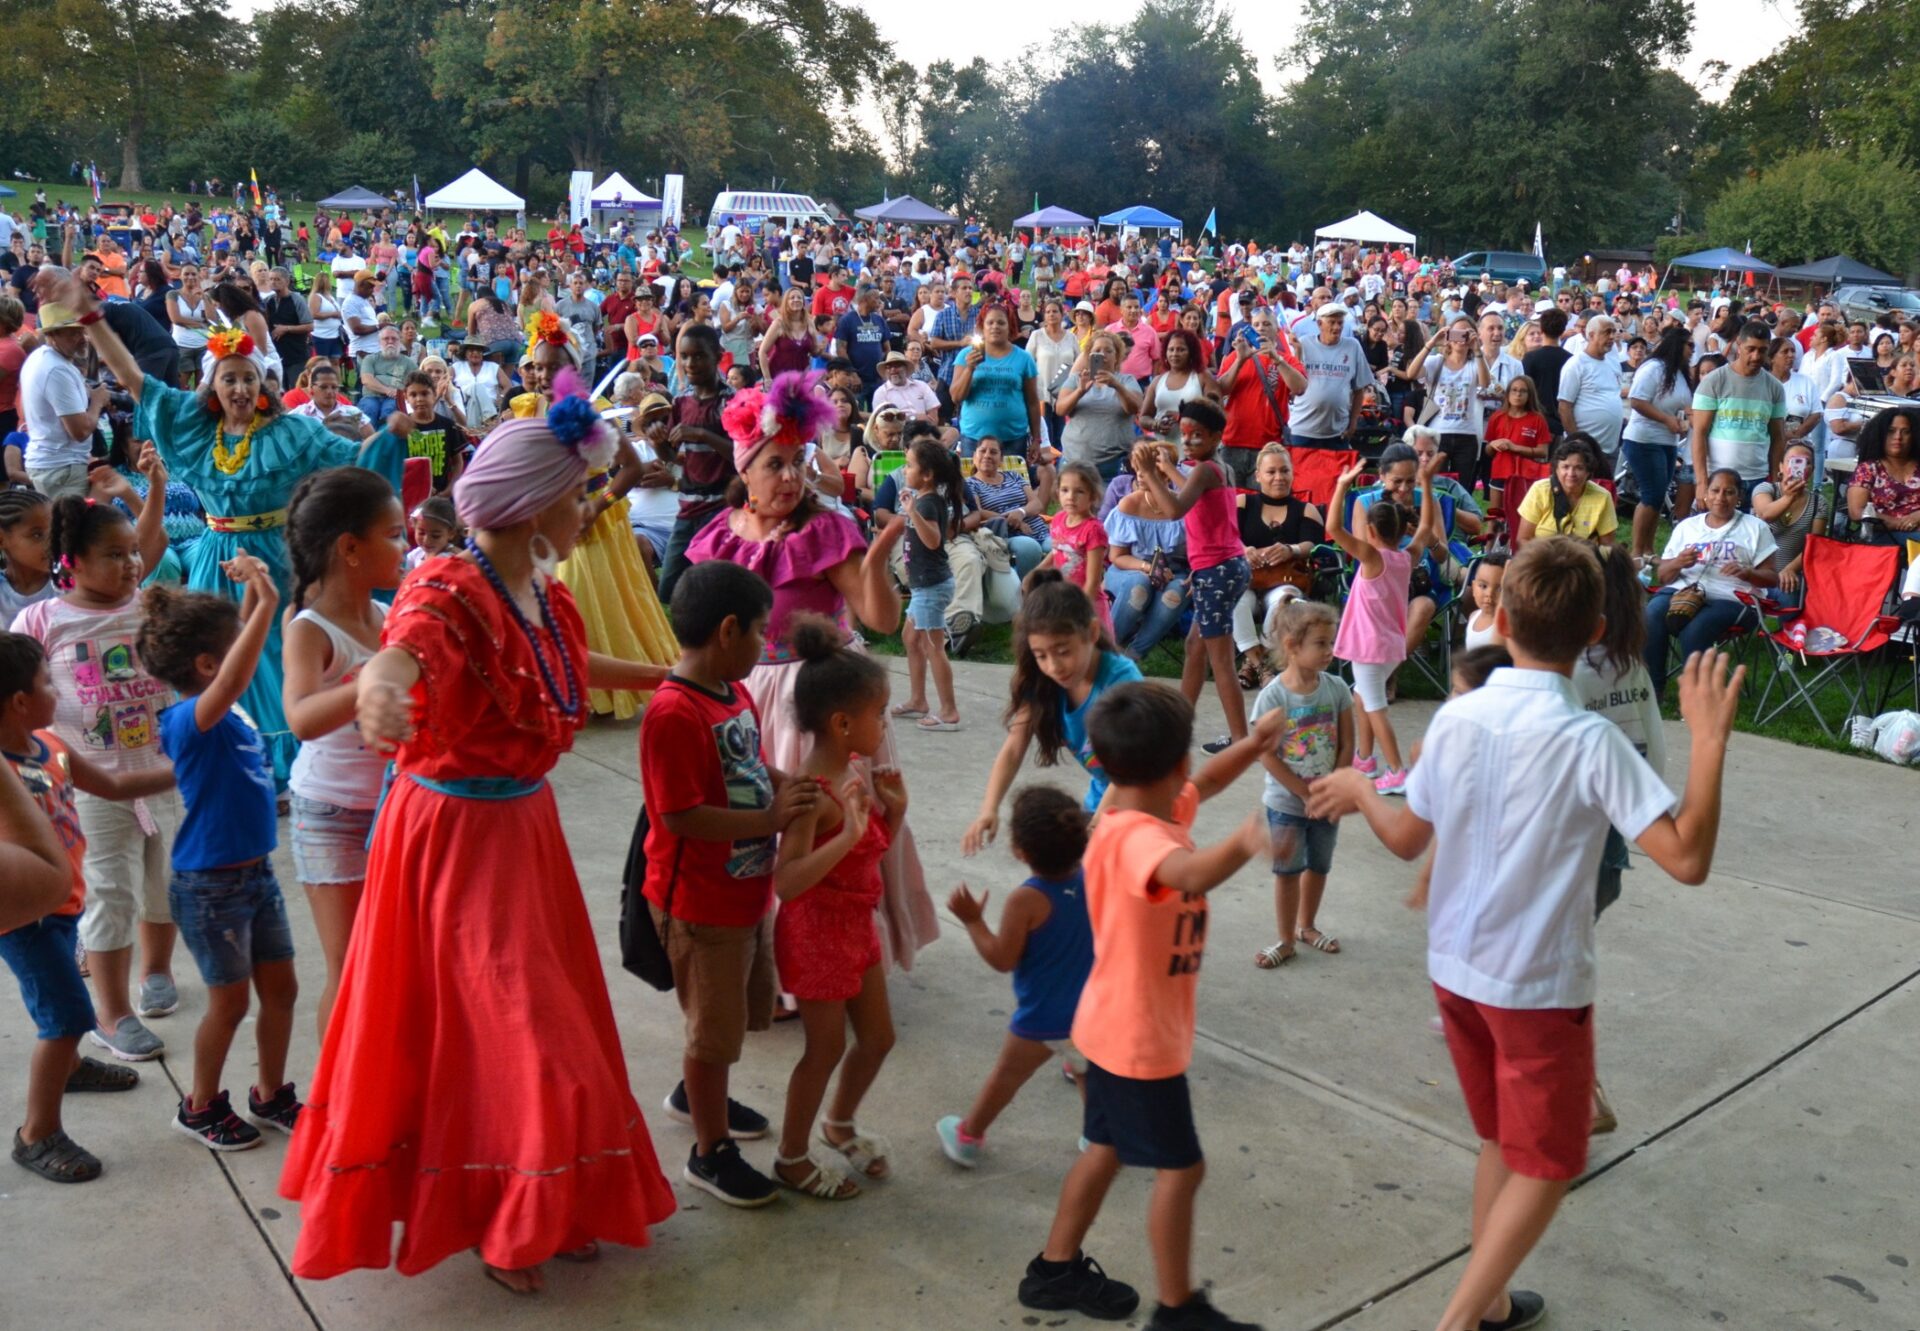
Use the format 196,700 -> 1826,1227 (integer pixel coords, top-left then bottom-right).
890,703 -> 928,719
917,716 -> 960,732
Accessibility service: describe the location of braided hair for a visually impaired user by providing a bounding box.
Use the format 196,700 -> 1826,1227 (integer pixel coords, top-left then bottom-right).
284,466 -> 399,611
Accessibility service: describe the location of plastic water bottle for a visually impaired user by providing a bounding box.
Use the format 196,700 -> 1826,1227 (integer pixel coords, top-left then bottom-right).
1788,620 -> 1809,651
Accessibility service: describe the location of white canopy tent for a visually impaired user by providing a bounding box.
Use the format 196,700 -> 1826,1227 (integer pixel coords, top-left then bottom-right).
590,172 -> 658,209
1313,209 -> 1416,246
423,168 -> 525,216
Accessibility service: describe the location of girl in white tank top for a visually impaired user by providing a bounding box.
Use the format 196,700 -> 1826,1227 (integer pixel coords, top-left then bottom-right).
282,468 -> 409,1040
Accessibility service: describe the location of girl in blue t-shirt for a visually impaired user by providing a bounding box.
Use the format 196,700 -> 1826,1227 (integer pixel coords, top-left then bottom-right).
137,559 -> 299,1153
962,569 -> 1141,856
938,784 -> 1093,1167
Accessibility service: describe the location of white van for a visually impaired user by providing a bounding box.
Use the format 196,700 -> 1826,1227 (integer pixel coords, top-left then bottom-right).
705,190 -> 832,235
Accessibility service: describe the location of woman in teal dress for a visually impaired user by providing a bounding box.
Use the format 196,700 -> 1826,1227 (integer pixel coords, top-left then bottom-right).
51,276 -> 407,783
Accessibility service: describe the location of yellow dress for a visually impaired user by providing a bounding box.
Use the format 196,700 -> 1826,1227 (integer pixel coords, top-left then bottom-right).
556,468 -> 679,719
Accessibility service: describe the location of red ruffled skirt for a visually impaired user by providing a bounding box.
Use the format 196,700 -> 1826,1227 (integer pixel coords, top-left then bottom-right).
279,778 -> 676,1278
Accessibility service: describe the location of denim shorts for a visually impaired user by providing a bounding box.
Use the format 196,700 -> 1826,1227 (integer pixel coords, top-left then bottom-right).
1620,441 -> 1676,514
290,795 -> 375,885
0,913 -> 95,1040
1267,808 -> 1339,877
1189,556 -> 1251,639
907,576 -> 956,631
170,861 -> 295,988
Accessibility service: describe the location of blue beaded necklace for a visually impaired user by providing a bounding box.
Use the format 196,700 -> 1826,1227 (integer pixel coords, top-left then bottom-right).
465,538 -> 583,719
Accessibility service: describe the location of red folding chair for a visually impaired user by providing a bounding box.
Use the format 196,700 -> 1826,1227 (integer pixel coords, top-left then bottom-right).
401,457 -> 433,529
1290,448 -> 1359,508
1752,535 -> 1902,736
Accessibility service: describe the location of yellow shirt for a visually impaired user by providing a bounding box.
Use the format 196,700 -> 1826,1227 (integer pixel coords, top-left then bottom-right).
1517,478 -> 1617,541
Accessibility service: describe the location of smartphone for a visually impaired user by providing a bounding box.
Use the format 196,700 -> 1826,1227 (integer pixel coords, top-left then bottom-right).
1787,453 -> 1809,481
1089,350 -> 1108,374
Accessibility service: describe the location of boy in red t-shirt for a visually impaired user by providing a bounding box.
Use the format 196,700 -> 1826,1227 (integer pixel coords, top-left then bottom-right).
639,564 -> 820,1209
0,634 -> 173,1184
1019,681 -> 1273,1330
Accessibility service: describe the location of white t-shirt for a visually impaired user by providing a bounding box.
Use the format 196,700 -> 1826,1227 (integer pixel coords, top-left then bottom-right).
1558,350 -> 1625,453
20,345 -> 90,471
1572,647 -> 1667,780
1621,360 -> 1691,447
342,292 -> 381,356
1422,357 -> 1481,436
1407,668 -> 1676,1010
1661,510 -> 1777,603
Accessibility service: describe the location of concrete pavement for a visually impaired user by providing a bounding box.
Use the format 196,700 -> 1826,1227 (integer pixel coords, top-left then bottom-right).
3,656 -> 1916,1331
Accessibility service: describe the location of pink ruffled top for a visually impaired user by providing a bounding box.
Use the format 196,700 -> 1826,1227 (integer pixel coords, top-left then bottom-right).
687,508 -> 866,658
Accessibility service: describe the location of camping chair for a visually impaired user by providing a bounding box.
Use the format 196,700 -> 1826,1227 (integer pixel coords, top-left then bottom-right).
1289,448 -> 1358,509
1750,535 -> 1902,736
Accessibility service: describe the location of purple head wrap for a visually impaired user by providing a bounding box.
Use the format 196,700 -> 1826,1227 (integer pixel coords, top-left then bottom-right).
452,369 -> 615,530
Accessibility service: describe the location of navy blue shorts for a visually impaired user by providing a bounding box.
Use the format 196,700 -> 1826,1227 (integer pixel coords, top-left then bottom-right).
170,861 -> 295,988
0,913 -> 95,1040
1189,556 -> 1250,640
1081,1060 -> 1202,1169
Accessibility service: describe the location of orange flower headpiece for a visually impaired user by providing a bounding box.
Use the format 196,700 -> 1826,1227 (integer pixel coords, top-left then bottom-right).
205,327 -> 256,361
530,310 -> 569,346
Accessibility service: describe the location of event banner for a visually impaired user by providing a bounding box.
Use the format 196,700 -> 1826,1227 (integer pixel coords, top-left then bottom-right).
569,170 -> 594,226
661,174 -> 685,228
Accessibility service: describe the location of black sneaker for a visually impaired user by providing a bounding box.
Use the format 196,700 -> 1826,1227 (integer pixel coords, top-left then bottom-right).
1149,1290 -> 1264,1330
172,1091 -> 263,1152
663,1081 -> 769,1140
248,1082 -> 302,1134
682,1140 -> 779,1208
1018,1250 -> 1140,1321
1201,734 -> 1235,755
1479,1290 -> 1546,1330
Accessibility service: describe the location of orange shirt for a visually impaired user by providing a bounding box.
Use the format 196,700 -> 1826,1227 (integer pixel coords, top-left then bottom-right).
1,732 -> 86,923
1071,783 -> 1204,1080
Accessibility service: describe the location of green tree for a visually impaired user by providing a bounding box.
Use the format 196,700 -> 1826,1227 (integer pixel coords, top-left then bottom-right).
1705,147 -> 1920,275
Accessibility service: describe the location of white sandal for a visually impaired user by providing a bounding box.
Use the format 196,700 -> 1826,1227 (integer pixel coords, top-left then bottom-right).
819,1118 -> 891,1179
1254,941 -> 1295,970
774,1148 -> 860,1200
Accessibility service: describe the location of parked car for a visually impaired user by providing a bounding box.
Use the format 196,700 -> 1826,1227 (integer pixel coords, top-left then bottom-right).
1451,250 -> 1548,287
1833,284 -> 1920,326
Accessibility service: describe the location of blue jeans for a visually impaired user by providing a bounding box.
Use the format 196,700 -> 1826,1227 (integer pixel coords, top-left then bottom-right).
1106,567 -> 1190,658
1007,533 -> 1048,581
1620,440 -> 1676,515
359,395 -> 398,425
1644,591 -> 1758,696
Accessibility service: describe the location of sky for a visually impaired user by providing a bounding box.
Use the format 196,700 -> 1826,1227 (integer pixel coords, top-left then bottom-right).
848,0 -> 1799,98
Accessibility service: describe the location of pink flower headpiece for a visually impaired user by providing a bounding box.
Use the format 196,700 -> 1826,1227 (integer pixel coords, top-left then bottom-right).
722,369 -> 837,473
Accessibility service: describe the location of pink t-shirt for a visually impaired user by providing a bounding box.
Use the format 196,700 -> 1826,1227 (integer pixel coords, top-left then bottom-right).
10,596 -> 174,774
1332,545 -> 1412,667
1049,511 -> 1109,587
1107,320 -> 1162,379
1183,459 -> 1245,572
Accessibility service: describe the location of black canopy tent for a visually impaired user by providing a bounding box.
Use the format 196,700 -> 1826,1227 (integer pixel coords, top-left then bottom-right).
1772,255 -> 1899,288
316,185 -> 392,210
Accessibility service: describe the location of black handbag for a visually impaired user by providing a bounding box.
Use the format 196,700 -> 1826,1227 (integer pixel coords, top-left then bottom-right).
619,806 -> 681,992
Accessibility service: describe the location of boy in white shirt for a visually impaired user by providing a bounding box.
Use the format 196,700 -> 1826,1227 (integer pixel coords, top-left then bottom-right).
1309,537 -> 1742,1331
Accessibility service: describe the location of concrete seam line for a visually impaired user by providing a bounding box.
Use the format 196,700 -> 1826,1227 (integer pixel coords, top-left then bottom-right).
160,1059 -> 327,1331
1705,871 -> 1920,924
1306,964 -> 1920,1330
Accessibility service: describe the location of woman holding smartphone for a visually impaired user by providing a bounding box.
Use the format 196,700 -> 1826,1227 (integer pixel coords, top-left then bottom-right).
1750,443 -> 1830,613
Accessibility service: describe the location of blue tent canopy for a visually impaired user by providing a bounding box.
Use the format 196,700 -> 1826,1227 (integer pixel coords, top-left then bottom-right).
1014,205 -> 1093,228
1667,246 -> 1775,274
1772,255 -> 1897,285
1098,205 -> 1181,230
0,183 -> 16,198
855,195 -> 958,225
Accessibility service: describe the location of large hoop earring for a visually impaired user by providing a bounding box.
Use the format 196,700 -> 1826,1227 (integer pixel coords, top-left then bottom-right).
529,533 -> 559,578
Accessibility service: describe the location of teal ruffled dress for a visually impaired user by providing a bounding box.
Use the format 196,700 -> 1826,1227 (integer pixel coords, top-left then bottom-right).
135,375 -> 405,784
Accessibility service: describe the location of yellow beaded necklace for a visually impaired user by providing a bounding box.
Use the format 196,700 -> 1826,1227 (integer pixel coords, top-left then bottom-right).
212,414 -> 262,476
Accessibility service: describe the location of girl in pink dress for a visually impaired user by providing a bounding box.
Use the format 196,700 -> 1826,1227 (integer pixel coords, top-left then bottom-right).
1048,461 -> 1113,636
768,615 -> 909,1200
1326,454 -> 1442,795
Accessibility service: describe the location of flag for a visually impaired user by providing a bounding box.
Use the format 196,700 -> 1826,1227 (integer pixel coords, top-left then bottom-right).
1033,192 -> 1040,213
1743,238 -> 1751,254
412,174 -> 422,215
88,161 -> 101,205
249,167 -> 262,209
1202,206 -> 1217,236
1532,221 -> 1544,260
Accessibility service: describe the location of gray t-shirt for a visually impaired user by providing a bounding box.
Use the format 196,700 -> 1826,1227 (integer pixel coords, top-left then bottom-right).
1250,671 -> 1353,815
555,296 -> 602,349
1059,372 -> 1141,471
1291,334 -> 1373,437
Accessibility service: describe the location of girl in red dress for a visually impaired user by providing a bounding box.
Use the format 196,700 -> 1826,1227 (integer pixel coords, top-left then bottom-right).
768,615 -> 908,1200
279,374 -> 675,1295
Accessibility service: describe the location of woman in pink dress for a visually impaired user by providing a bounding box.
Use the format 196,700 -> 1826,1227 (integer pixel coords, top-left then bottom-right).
686,371 -> 938,970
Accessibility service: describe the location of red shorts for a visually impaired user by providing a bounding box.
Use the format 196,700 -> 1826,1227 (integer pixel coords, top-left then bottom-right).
1433,983 -> 1594,1181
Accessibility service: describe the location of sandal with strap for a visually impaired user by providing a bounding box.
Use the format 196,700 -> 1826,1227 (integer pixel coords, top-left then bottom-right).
774,1149 -> 860,1200
820,1119 -> 891,1179
1254,941 -> 1295,970
1297,927 -> 1341,955
12,1128 -> 102,1184
65,1056 -> 139,1093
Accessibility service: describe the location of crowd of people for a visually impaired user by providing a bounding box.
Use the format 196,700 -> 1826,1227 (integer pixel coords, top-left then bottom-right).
0,187 -> 1913,1331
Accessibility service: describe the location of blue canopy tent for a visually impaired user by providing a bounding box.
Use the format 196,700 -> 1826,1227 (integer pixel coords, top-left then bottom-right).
0,183 -> 16,198
1660,245 -> 1777,293
855,194 -> 958,225
1772,255 -> 1898,288
1098,205 -> 1181,232
1014,205 -> 1093,229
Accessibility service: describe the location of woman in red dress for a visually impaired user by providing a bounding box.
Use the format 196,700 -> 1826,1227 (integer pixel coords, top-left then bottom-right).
280,373 -> 675,1295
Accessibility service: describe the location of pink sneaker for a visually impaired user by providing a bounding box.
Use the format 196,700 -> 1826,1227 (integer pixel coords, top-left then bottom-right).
1374,768 -> 1407,795
1353,755 -> 1379,778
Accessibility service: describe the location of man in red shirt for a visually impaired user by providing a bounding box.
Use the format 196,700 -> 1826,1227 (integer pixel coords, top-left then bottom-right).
1217,308 -> 1306,485
601,270 -> 639,364
810,266 -> 852,319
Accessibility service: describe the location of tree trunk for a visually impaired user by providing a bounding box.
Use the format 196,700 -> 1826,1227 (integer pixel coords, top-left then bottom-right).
121,113 -> 144,191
